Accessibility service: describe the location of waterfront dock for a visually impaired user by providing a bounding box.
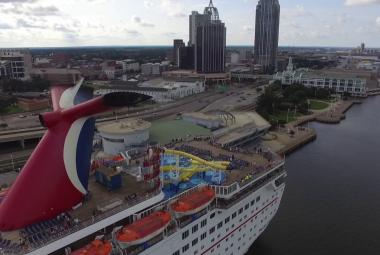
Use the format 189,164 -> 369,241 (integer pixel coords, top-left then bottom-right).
264,100 -> 361,155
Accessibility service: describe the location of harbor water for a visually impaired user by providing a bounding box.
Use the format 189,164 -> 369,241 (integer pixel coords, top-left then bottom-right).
248,96 -> 380,255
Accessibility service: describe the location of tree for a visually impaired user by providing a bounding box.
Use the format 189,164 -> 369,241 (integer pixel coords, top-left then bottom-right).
257,86 -> 282,116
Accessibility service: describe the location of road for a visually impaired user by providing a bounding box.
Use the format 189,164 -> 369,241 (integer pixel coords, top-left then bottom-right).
0,85 -> 264,172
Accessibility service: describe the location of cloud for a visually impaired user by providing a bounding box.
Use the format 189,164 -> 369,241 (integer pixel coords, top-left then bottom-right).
17,18 -> 44,28
159,0 -> 187,18
53,24 -> 76,33
0,0 -> 37,3
345,0 -> 380,5
0,23 -> 12,29
243,25 -> 253,31
376,17 -> 380,27
2,4 -> 61,16
132,15 -> 155,27
143,0 -> 154,8
125,29 -> 141,36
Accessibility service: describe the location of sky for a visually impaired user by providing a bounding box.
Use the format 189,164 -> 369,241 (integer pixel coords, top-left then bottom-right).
0,0 -> 379,48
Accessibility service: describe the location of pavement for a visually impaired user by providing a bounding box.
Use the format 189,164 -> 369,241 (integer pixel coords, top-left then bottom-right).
201,86 -> 260,112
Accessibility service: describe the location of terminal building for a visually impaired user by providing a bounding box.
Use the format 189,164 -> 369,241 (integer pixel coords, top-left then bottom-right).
183,111 -> 271,148
273,58 -> 368,97
97,119 -> 151,155
94,78 -> 206,103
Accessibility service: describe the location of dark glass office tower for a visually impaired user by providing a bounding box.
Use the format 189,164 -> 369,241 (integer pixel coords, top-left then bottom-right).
195,0 -> 226,73
254,0 -> 280,74
173,39 -> 185,67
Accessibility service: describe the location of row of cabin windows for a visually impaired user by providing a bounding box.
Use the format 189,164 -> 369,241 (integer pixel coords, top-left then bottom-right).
178,195 -> 261,254
182,219 -> 208,240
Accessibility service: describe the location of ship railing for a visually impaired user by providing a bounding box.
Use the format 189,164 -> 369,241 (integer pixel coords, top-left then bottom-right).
210,161 -> 285,200
215,168 -> 285,210
23,189 -> 162,254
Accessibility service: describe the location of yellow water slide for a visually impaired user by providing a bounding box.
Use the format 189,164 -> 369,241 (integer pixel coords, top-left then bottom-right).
164,149 -> 228,170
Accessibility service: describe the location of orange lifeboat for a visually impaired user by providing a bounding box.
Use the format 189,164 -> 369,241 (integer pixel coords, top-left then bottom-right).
71,240 -> 112,255
116,211 -> 171,248
171,186 -> 215,218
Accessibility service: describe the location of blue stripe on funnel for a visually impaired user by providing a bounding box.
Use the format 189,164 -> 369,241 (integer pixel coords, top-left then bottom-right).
76,117 -> 96,191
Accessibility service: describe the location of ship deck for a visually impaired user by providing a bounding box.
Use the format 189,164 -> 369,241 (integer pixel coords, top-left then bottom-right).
0,139 -> 283,254
70,174 -> 153,221
169,140 -> 283,187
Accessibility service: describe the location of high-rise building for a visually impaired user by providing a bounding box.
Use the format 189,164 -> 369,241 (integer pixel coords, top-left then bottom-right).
179,46 -> 195,70
195,0 -> 226,73
0,49 -> 33,80
189,11 -> 211,46
360,42 -> 365,53
177,1 -> 226,73
254,0 -> 280,74
173,39 -> 185,67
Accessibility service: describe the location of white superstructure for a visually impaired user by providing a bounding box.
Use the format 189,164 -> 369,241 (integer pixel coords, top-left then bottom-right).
135,166 -> 286,255
11,141 -> 286,255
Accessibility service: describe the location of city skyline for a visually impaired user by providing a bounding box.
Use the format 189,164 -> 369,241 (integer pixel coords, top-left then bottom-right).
0,0 -> 379,48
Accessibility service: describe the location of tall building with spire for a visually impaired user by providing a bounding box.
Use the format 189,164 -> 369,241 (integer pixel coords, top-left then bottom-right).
177,1 -> 226,73
195,0 -> 226,73
254,0 -> 280,74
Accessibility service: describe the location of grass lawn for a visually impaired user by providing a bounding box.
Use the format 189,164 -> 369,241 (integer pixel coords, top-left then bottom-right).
150,119 -> 212,145
0,105 -> 24,115
269,111 -> 303,124
309,100 -> 329,110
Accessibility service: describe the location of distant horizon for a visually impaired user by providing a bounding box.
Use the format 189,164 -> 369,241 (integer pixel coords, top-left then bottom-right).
1,45 -> 379,50
0,0 -> 379,48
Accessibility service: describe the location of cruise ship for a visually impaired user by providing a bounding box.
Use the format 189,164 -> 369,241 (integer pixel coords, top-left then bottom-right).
0,80 -> 286,255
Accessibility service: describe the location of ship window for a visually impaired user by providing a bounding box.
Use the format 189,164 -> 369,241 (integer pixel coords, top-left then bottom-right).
210,213 -> 216,219
201,219 -> 207,227
217,222 -> 223,229
182,230 -> 189,240
225,217 -> 230,224
245,204 -> 249,210
201,232 -> 207,240
256,196 -> 261,202
182,244 -> 189,252
232,212 -> 237,219
238,208 -> 243,214
173,251 -> 180,255
192,238 -> 198,246
250,200 -> 255,206
192,225 -> 198,233
210,227 -> 215,234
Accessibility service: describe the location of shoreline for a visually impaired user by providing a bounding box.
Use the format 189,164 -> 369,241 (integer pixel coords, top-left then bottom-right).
265,98 -> 369,156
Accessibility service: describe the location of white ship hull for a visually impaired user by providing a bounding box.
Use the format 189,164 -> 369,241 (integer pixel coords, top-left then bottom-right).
24,164 -> 286,255
138,176 -> 285,255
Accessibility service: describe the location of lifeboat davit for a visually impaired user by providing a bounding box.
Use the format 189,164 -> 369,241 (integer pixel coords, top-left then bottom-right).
71,240 -> 112,255
171,186 -> 215,218
116,211 -> 171,248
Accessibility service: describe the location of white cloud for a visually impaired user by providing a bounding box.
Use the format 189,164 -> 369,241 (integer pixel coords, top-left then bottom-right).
376,17 -> 380,27
132,15 -> 155,27
345,0 -> 380,6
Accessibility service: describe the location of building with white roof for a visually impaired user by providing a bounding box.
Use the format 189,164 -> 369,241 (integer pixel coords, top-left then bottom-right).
97,119 -> 151,155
